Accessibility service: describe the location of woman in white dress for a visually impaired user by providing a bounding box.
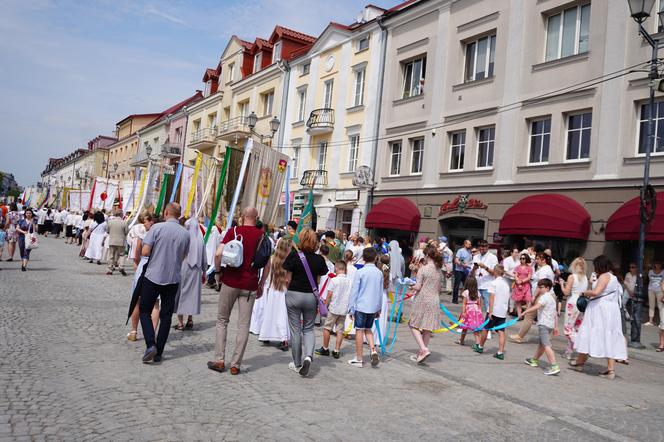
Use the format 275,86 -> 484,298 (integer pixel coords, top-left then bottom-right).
560,257 -> 589,359
257,237 -> 293,351
570,255 -> 627,380
84,211 -> 106,265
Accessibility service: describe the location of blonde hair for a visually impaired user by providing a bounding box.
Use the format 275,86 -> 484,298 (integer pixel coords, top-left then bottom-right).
569,257 -> 586,278
270,237 -> 293,291
297,228 -> 318,253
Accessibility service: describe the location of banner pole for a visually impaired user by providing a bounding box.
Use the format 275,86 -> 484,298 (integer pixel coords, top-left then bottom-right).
226,138 -> 253,231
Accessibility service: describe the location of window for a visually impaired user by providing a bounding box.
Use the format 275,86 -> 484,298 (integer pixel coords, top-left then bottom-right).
348,135 -> 359,172
239,101 -> 249,117
193,119 -> 201,133
476,126 -> 495,169
389,142 -> 402,175
340,210 -> 353,236
464,35 -> 496,82
272,42 -> 282,63
656,0 -> 664,33
357,36 -> 369,52
410,138 -> 424,174
545,3 -> 591,61
262,91 -> 274,117
204,80 -> 212,97
227,63 -> 235,82
297,88 -> 307,122
529,118 -> 551,164
253,53 -> 262,73
324,80 -> 334,108
318,141 -> 328,170
301,63 -> 310,75
402,56 -> 426,99
208,113 -> 218,129
175,127 -> 183,144
353,68 -> 365,106
449,131 -> 466,171
291,143 -> 300,178
566,112 -> 592,160
638,101 -> 664,155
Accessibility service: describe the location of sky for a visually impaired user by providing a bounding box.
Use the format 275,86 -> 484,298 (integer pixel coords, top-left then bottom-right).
0,0 -> 379,187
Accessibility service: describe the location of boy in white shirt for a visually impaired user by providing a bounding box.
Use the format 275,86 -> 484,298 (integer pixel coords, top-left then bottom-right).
522,278 -> 560,375
474,265 -> 511,359
316,261 -> 353,359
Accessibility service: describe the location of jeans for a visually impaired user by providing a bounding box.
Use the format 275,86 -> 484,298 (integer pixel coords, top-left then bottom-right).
286,290 -> 317,367
17,236 -> 31,260
214,285 -> 255,368
630,299 -> 644,343
139,277 -> 178,355
452,270 -> 467,303
479,289 -> 490,312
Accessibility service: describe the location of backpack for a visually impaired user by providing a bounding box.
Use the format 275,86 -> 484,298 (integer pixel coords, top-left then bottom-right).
252,233 -> 272,270
221,227 -> 244,268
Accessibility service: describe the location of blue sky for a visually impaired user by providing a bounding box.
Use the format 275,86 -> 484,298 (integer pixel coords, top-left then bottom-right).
0,0 -> 378,186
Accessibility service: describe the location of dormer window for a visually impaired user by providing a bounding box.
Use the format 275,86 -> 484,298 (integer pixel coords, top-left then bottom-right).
204,80 -> 212,97
253,53 -> 262,73
227,63 -> 235,83
272,41 -> 282,63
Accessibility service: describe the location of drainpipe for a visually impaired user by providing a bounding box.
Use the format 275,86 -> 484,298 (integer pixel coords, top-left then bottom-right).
276,59 -> 290,152
366,17 -> 388,234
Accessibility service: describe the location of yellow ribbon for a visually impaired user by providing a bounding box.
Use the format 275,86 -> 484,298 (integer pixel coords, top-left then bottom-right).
432,320 -> 464,334
134,167 -> 148,212
184,152 -> 202,218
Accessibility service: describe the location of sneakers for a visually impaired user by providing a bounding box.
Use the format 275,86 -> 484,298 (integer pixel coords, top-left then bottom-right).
509,334 -> 523,343
315,346 -> 330,356
493,352 -> 504,360
299,356 -> 311,377
544,364 -> 561,376
370,351 -> 380,367
472,344 -> 484,353
120,269 -> 127,276
348,357 -> 363,367
332,350 -> 340,359
288,362 -> 301,373
524,358 -> 539,367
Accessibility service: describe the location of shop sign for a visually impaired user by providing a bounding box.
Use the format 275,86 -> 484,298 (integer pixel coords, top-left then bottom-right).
439,194 -> 487,215
492,232 -> 503,243
335,190 -> 359,201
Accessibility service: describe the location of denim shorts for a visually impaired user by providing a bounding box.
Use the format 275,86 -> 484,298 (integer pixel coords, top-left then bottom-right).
353,311 -> 376,330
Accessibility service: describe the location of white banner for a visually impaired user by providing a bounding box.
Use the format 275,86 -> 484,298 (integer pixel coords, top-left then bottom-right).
180,165 -> 195,217
121,179 -> 138,214
90,177 -> 120,211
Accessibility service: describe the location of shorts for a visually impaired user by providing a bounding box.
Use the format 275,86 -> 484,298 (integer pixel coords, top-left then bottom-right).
353,311 -> 376,330
323,313 -> 346,332
538,325 -> 553,347
485,314 -> 506,331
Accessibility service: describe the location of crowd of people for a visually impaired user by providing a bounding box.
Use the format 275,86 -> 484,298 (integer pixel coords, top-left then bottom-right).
1,200 -> 663,380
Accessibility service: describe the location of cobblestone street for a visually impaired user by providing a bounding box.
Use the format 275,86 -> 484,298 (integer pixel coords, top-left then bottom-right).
1,237 -> 663,441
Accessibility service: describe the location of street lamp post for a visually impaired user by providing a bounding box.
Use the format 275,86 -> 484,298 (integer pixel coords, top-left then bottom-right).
246,111 -> 280,145
626,0 -> 662,348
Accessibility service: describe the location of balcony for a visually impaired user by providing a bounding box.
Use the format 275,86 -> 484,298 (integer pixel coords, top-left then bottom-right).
306,108 -> 334,135
216,116 -> 251,142
188,127 -> 217,150
160,142 -> 182,159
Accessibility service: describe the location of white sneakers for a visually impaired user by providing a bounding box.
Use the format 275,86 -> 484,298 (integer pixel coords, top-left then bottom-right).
348,358 -> 363,367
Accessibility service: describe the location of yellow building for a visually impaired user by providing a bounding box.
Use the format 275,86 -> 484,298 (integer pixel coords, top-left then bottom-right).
108,114 -> 160,181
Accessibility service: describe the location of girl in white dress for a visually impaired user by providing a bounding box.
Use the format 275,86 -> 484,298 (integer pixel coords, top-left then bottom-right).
373,254 -> 390,347
257,237 -> 293,350
570,255 -> 627,380
560,257 -> 589,359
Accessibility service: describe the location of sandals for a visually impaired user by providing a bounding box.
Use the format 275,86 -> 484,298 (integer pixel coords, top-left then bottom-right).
656,347 -> 664,352
454,339 -> 465,346
185,320 -> 194,330
174,323 -> 185,331
599,370 -> 616,380
568,360 -> 585,372
127,331 -> 137,342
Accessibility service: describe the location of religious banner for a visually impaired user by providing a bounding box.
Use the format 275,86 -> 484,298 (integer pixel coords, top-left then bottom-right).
68,190 -> 81,211
121,180 -> 138,214
241,141 -> 290,225
80,190 -> 91,212
89,177 -> 120,211
180,165 -> 195,218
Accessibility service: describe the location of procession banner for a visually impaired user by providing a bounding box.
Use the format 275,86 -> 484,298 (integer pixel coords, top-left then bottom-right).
241,140 -> 290,226
38,187 -> 51,209
169,162 -> 183,204
89,177 -> 120,211
68,190 -> 80,211
204,148 -> 231,244
293,189 -> 313,246
121,180 -> 138,214
184,152 -> 203,218
154,174 -> 170,216
179,165 -> 195,218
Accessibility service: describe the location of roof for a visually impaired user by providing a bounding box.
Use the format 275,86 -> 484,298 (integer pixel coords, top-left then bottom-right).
238,38 -> 254,51
254,37 -> 273,50
202,68 -> 219,82
144,91 -> 204,129
116,113 -> 161,127
269,25 -> 316,44
386,0 -> 421,13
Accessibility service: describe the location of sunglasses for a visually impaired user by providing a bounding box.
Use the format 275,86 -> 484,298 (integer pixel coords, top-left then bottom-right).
520,257 -> 526,260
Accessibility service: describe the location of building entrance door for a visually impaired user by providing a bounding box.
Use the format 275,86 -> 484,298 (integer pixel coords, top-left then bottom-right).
439,216 -> 485,249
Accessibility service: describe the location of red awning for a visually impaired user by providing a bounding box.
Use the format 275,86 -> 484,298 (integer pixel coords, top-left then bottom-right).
605,192 -> 664,241
498,194 -> 591,240
366,197 -> 421,232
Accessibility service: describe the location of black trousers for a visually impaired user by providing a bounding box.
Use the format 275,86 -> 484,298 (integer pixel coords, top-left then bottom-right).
452,270 -> 467,303
139,277 -> 179,355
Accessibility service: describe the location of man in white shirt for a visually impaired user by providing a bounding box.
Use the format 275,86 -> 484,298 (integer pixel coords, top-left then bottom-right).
346,233 -> 365,265
472,239 -> 499,311
37,208 -> 47,235
52,209 -> 64,238
502,247 -> 520,315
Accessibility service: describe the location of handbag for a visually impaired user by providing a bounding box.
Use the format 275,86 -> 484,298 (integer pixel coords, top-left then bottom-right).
576,290 -> 616,313
25,224 -> 39,250
297,251 -> 328,317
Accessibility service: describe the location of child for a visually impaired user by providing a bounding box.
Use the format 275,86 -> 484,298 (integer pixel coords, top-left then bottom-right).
316,261 -> 353,358
319,243 -> 334,273
456,276 -> 483,347
522,278 -> 561,375
347,247 -> 383,367
0,221 -> 6,260
474,265 -> 510,359
373,254 -> 390,348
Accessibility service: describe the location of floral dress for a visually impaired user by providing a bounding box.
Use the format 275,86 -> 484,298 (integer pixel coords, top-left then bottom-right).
6,211 -> 20,242
460,290 -> 483,330
512,264 -> 533,302
409,263 -> 441,331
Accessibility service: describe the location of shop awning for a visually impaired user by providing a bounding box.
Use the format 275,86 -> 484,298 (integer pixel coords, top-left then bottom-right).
498,194 -> 591,240
366,197 -> 421,232
605,193 -> 664,241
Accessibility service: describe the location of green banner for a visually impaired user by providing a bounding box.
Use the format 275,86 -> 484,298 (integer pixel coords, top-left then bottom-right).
204,147 -> 232,244
154,174 -> 170,217
293,188 -> 314,246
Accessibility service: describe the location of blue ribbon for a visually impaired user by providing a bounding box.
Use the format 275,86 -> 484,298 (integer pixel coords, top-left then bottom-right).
374,319 -> 386,354
438,302 -> 519,331
169,162 -> 183,203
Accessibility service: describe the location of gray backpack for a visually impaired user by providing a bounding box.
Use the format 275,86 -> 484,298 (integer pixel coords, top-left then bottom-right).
221,227 -> 244,268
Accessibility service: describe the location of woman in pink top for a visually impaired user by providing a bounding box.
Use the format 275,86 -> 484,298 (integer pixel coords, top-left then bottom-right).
512,254 -> 533,317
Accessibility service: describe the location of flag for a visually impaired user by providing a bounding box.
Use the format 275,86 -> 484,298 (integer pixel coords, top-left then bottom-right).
293,189 -> 313,246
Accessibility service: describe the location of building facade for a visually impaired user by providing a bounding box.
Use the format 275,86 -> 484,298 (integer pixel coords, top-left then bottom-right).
371,0 -> 664,265
281,5 -> 387,235
108,114 -> 160,181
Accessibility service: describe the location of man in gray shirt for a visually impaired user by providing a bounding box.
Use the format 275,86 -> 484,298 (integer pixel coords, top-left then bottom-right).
139,202 -> 190,363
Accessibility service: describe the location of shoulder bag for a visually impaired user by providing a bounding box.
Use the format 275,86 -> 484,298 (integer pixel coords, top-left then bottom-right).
26,223 -> 39,250
297,251 -> 328,317
576,289 -> 616,313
